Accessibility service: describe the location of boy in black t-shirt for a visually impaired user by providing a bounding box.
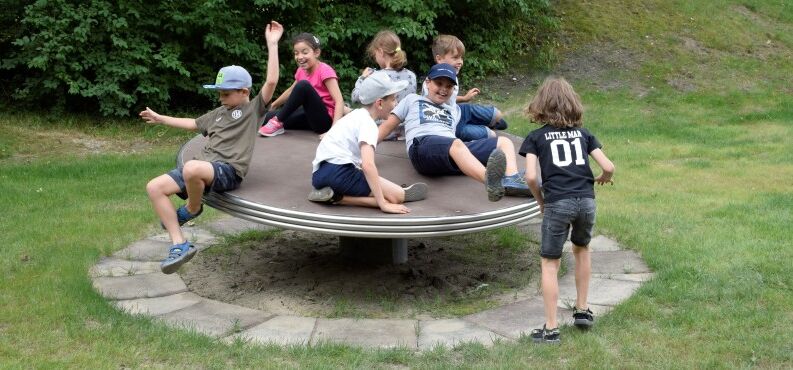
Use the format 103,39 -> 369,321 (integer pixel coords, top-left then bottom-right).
518,77 -> 615,344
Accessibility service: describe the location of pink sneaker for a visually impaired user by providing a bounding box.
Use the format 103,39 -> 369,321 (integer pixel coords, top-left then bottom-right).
258,116 -> 285,137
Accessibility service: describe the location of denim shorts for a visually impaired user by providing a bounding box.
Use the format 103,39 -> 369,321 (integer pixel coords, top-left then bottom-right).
540,197 -> 597,259
312,162 -> 371,196
167,161 -> 241,200
456,103 -> 496,141
408,135 -> 497,176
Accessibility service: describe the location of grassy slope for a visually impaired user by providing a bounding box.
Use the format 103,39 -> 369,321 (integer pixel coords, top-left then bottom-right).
1,0 -> 793,367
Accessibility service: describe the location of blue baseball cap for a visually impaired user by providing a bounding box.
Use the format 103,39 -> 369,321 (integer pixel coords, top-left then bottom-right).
427,63 -> 457,84
203,65 -> 252,90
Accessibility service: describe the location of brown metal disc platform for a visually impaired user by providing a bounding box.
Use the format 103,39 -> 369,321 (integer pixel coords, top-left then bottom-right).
179,130 -> 540,239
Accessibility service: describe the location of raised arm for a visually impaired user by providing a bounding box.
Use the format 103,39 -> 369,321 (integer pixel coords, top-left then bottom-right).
269,80 -> 295,110
377,114 -> 402,142
139,107 -> 197,131
260,20 -> 283,105
590,148 -> 615,185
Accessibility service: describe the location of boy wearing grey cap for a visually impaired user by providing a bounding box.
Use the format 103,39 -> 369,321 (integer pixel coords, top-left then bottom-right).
139,21 -> 283,274
309,71 -> 428,213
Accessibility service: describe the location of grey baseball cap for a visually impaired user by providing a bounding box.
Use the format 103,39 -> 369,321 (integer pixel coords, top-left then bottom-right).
358,71 -> 410,105
203,65 -> 252,90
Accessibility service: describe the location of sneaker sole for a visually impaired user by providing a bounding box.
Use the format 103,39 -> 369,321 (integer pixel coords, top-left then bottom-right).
531,337 -> 561,344
160,246 -> 197,275
403,183 -> 428,202
574,318 -> 594,328
485,149 -> 506,202
504,186 -> 533,197
259,128 -> 285,137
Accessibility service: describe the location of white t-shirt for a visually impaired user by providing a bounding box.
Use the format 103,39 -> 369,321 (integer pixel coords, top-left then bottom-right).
312,108 -> 379,172
391,93 -> 460,153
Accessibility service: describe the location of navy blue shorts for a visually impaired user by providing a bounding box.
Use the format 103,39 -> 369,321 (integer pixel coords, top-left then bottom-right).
312,162 -> 371,196
540,197 -> 597,259
167,161 -> 241,200
456,103 -> 497,141
408,135 -> 497,176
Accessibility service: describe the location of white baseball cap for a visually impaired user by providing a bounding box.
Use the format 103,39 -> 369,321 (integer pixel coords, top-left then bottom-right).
358,71 -> 410,105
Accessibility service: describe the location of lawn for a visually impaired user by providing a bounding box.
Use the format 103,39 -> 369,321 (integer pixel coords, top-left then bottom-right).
2,0 -> 792,367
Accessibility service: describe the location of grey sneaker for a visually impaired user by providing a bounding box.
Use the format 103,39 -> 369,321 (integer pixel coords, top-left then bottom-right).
308,187 -> 342,204
403,182 -> 428,202
485,149 -> 506,202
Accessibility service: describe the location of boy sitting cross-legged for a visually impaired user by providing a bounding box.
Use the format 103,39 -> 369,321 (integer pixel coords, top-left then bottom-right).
379,63 -> 530,201
139,21 -> 283,274
309,71 -> 428,213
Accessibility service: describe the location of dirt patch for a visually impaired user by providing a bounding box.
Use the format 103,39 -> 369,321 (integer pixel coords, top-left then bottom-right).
181,228 -> 540,319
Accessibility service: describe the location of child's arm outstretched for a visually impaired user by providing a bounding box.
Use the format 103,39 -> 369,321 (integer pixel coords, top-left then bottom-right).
360,144 -> 410,214
456,87 -> 480,103
377,114 -> 401,142
139,107 -> 197,131
260,21 -> 283,104
590,148 -> 615,185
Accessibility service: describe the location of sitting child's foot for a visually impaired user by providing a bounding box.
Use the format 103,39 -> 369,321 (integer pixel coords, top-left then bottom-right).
502,172 -> 532,197
402,183 -> 429,202
530,324 -> 561,344
490,118 -> 508,130
259,116 -> 285,137
573,307 -> 594,329
485,149 -> 506,202
162,204 -> 202,229
160,241 -> 197,274
307,187 -> 343,204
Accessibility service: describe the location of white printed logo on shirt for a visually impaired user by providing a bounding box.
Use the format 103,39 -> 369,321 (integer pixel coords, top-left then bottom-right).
231,110 -> 242,120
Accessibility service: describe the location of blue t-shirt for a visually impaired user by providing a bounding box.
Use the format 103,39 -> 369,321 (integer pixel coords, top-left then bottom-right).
519,125 -> 602,203
391,93 -> 460,153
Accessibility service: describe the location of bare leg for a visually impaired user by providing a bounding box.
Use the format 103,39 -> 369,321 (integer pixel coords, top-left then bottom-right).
146,175 -> 186,244
337,177 -> 407,208
495,137 -> 519,175
181,160 -> 215,214
572,244 -> 591,309
448,139 -> 487,182
541,257 -> 561,329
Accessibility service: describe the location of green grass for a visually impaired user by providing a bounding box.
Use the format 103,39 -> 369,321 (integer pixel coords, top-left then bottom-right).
2,0 -> 793,367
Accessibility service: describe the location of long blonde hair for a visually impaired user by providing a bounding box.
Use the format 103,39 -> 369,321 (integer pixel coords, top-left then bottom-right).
367,30 -> 407,70
525,77 -> 583,128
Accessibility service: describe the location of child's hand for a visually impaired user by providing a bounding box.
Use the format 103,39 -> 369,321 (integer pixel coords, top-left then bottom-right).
463,87 -> 480,101
265,21 -> 283,45
595,174 -> 614,186
381,202 -> 410,214
139,107 -> 161,124
361,67 -> 374,78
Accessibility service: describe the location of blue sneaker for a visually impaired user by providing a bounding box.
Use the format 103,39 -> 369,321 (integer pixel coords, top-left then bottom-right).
161,205 -> 203,229
160,241 -> 197,274
503,172 -> 533,197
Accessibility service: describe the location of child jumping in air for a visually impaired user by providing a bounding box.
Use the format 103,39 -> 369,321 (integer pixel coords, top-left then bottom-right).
309,71 -> 427,213
519,77 -> 615,344
140,21 -> 283,274
259,32 -> 344,137
379,63 -> 531,202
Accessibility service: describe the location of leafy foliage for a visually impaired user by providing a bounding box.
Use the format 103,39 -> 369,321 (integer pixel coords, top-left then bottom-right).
1,0 -> 556,116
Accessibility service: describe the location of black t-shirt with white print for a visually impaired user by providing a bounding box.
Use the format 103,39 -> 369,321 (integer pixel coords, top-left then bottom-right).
519,125 -> 602,204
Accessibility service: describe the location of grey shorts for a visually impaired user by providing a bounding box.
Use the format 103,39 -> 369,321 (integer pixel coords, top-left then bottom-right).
167,161 -> 241,200
540,197 -> 596,259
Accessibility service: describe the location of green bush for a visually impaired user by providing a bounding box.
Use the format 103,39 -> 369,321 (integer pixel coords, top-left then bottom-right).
1,0 -> 557,116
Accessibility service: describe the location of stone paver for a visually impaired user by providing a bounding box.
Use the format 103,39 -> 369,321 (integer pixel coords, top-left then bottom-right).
92,227 -> 650,351
158,298 -> 271,337
89,257 -> 161,277
418,319 -> 505,350
312,318 -> 417,349
557,274 -> 641,307
113,238 -> 171,262
114,292 -> 202,316
93,272 -> 187,300
229,315 -> 316,346
204,216 -> 273,235
464,297 -> 556,339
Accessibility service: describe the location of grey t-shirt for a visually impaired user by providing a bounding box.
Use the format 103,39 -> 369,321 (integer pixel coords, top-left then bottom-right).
390,93 -> 460,153
194,94 -> 267,179
351,68 -> 417,104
